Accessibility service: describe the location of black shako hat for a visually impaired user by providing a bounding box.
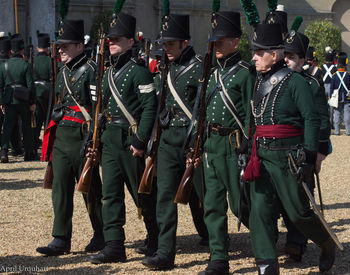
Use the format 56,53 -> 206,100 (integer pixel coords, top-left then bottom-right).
338,52 -> 348,67
56,19 -> 84,44
158,14 -> 190,42
264,10 -> 288,34
11,38 -> 24,51
209,11 -> 242,41
0,37 -> 11,52
325,51 -> 334,62
38,33 -> 50,48
108,12 -> 136,39
251,23 -> 284,50
284,31 -> 309,58
305,46 -> 315,61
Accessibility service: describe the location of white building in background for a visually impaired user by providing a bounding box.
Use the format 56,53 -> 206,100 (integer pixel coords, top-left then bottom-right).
1,0 -> 349,55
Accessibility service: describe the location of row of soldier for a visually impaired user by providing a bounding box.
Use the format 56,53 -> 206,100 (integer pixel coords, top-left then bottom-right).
0,0 -> 343,274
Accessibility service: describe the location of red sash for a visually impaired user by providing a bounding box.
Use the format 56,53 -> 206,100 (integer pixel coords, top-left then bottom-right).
41,106 -> 89,161
244,125 -> 304,181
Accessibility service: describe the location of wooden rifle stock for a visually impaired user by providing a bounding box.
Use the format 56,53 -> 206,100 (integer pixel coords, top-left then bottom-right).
42,161 -> 53,189
174,42 -> 214,204
76,30 -> 105,193
138,51 -> 169,194
174,163 -> 194,204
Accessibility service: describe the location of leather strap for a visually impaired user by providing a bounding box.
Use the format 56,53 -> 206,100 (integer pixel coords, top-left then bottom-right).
4,61 -> 15,84
102,61 -> 134,110
107,66 -> 138,134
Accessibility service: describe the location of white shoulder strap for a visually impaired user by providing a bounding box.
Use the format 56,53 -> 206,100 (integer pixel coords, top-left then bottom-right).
322,64 -> 334,82
336,71 -> 349,93
63,70 -> 92,128
167,72 -> 192,120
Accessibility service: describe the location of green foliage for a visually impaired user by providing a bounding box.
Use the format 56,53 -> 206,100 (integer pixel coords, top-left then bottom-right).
238,22 -> 252,62
240,0 -> 260,27
304,20 -> 342,64
212,0 -> 220,12
90,10 -> 113,42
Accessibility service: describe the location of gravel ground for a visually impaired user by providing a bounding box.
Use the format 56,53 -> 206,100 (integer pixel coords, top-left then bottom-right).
0,132 -> 349,274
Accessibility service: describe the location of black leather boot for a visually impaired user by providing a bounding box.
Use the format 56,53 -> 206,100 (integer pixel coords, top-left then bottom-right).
256,259 -> 279,275
90,240 -> 126,264
285,243 -> 304,262
141,252 -> 174,270
0,149 -> 8,163
36,237 -> 71,256
198,260 -> 229,275
85,232 -> 105,252
319,238 -> 336,272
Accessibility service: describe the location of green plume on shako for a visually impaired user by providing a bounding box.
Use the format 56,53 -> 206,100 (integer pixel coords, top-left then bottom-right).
290,16 -> 303,32
240,0 -> 260,28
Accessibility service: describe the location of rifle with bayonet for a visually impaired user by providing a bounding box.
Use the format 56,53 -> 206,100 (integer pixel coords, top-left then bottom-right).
42,42 -> 58,190
138,50 -> 169,194
76,30 -> 106,194
174,41 -> 214,204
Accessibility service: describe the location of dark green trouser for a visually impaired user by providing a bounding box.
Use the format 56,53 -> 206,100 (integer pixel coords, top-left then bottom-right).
51,125 -> 103,240
33,97 -> 48,150
156,126 -> 208,259
249,137 -> 330,260
100,125 -> 158,243
203,133 -> 249,261
1,104 -> 32,153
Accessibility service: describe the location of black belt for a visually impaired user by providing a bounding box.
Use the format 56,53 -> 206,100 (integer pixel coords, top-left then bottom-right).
63,108 -> 85,121
258,142 -> 298,151
170,107 -> 190,122
106,115 -> 129,125
209,123 -> 238,136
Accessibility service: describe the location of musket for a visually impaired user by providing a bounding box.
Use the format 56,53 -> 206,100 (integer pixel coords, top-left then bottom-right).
315,171 -> 324,215
76,29 -> 106,194
42,42 -> 58,190
144,38 -> 151,69
138,50 -> 169,194
288,152 -> 343,251
174,41 -> 214,204
45,42 -> 57,128
237,154 -> 248,231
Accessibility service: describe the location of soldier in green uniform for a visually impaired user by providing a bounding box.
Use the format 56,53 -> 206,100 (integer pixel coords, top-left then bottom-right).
245,23 -> 336,274
89,11 -> 158,264
0,37 -> 11,147
32,33 -> 52,157
0,37 -> 36,162
142,12 -> 208,270
36,19 -> 104,256
283,29 -> 331,262
198,10 -> 255,275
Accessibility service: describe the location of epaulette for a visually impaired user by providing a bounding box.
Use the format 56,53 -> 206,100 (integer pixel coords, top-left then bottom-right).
87,59 -> 97,71
238,60 -> 256,73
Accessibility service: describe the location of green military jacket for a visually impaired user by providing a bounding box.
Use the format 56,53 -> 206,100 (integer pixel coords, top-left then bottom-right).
301,70 -> 331,155
206,52 -> 255,139
0,54 -> 35,105
101,50 -> 156,149
55,53 -> 96,128
33,52 -> 51,98
252,60 -> 320,153
165,46 -> 202,127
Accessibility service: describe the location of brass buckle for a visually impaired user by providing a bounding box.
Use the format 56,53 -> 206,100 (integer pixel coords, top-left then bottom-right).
128,123 -> 138,137
229,130 -> 241,149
